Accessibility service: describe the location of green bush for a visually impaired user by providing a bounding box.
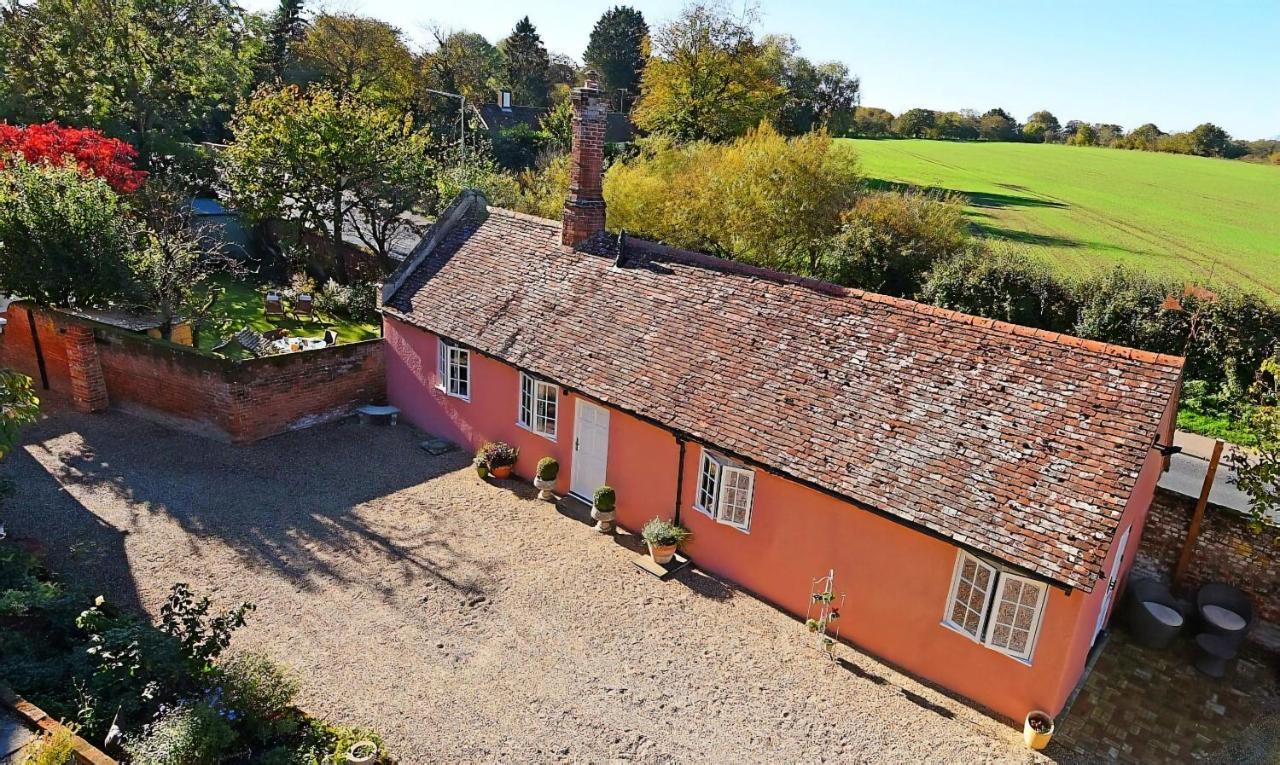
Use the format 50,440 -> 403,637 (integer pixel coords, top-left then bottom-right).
215,652 -> 301,742
124,703 -> 238,765
21,725 -> 78,765
535,457 -> 559,481
641,517 -> 690,547
919,244 -> 1076,333
293,719 -> 390,765
592,486 -> 616,512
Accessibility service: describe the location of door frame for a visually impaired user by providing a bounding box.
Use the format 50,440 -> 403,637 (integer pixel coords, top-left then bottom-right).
570,398 -> 610,501
1094,525 -> 1131,642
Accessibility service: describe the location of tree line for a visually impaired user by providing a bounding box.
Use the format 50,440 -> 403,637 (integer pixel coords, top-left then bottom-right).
845,106 -> 1278,163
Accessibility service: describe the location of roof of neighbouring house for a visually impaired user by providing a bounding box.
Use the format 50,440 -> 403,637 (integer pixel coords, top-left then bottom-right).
382,195 -> 1184,592
474,103 -> 635,143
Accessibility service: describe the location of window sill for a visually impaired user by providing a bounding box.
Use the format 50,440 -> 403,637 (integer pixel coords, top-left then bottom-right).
516,421 -> 556,443
939,620 -> 1034,666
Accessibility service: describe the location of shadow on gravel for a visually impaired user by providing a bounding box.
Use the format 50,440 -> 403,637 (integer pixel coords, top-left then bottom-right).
7,410 -> 488,601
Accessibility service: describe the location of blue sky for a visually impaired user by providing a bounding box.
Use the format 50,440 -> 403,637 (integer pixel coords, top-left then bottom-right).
246,1 -> 1279,139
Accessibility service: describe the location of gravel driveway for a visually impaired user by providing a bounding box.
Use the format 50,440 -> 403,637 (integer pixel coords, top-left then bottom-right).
6,410 -> 1050,764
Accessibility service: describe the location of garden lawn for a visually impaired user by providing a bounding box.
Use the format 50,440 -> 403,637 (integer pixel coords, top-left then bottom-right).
844,139 -> 1280,298
201,275 -> 379,354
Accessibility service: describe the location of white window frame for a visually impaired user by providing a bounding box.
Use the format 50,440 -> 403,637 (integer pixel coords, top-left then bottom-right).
436,339 -> 470,401
517,372 -> 558,441
942,550 -> 1048,665
691,448 -> 755,533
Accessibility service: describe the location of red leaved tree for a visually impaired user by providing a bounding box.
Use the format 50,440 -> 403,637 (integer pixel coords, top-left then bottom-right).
0,122 -> 147,193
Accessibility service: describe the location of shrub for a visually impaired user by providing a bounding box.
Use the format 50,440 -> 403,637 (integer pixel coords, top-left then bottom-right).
592,486 -> 616,512
214,652 -> 301,742
818,189 -> 969,296
535,457 -> 559,481
0,544 -> 61,616
641,517 -> 690,547
314,278 -> 378,323
125,703 -> 238,765
21,725 -> 78,765
476,441 -> 518,468
159,583 -> 255,677
919,243 -> 1076,332
293,719 -> 390,765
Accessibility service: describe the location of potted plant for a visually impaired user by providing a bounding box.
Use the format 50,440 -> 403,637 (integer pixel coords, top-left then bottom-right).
534,457 -> 559,500
476,441 -> 518,479
640,517 -> 690,565
1023,710 -> 1054,750
590,486 -> 617,533
473,457 -> 489,480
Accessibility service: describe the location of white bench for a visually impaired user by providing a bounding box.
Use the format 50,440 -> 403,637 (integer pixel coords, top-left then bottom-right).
357,404 -> 400,427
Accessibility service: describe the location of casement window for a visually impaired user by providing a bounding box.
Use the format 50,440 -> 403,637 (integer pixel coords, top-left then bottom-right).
943,551 -> 1048,663
692,448 -> 755,532
436,340 -> 470,400
517,373 -> 558,440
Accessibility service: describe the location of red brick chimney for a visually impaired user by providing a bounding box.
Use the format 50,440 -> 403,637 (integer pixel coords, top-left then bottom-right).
561,71 -> 607,247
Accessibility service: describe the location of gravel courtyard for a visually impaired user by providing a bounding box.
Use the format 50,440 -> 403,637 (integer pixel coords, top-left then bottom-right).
6,410 -> 1050,764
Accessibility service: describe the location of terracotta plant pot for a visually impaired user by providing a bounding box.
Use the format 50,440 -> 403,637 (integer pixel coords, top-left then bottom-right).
1023,710 -> 1054,750
490,464 -> 512,479
648,541 -> 677,565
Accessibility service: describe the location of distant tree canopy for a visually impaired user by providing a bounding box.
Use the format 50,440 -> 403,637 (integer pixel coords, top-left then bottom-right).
584,6 -> 649,108
421,29 -> 504,106
891,109 -> 936,138
765,35 -> 859,136
0,0 -> 259,165
500,17 -> 552,107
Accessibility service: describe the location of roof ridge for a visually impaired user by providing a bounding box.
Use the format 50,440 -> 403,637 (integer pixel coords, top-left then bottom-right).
488,206 -> 564,231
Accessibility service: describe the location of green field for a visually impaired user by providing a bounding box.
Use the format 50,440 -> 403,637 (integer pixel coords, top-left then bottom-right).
843,139 -> 1280,297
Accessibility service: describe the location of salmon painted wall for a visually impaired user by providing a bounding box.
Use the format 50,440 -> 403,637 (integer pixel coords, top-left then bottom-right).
384,316 -> 1175,724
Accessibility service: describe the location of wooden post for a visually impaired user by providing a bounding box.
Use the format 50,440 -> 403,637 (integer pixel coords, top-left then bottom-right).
1173,439 -> 1224,589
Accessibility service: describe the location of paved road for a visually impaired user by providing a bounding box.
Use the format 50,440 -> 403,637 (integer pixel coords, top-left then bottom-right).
1158,431 -> 1254,516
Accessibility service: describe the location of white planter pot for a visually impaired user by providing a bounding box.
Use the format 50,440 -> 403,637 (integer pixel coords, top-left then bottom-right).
345,741 -> 378,764
533,477 -> 556,500
590,506 -> 616,533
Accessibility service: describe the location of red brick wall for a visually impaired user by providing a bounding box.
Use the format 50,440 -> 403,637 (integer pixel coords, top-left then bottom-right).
2,303 -> 385,443
1135,487 -> 1280,624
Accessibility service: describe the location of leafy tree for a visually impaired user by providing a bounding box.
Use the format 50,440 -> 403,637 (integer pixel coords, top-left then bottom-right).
818,190 -> 969,295
293,13 -> 416,110
932,110 -> 978,140
0,156 -> 139,306
606,124 -> 859,273
1023,110 -> 1060,142
850,107 -> 894,137
632,2 -> 781,142
1069,123 -> 1098,146
765,36 -> 859,136
0,0 -> 259,165
978,108 -> 1017,141
0,123 -> 147,193
0,369 -> 39,461
891,108 -> 936,138
540,98 -> 574,152
220,86 -> 437,280
500,17 -> 551,107
1227,404 -> 1279,530
584,5 -> 649,106
421,29 -> 504,106
1189,122 -> 1232,157
1095,124 -> 1124,146
259,0 -> 307,83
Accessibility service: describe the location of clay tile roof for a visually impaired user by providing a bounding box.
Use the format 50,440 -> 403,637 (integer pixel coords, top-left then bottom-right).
385,203 -> 1184,591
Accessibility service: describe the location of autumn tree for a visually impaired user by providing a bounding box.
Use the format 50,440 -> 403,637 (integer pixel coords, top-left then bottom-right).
583,6 -> 649,108
849,107 -> 894,137
606,124 -> 858,273
633,2 -> 780,142
500,17 -> 551,106
1023,110 -> 1060,142
294,13 -> 416,110
0,0 -> 259,165
0,123 -> 147,193
219,86 -> 437,278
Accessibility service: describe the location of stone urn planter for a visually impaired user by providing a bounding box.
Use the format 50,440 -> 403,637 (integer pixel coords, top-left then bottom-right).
534,457 -> 559,500
591,486 -> 617,533
1023,710 -> 1054,750
641,517 -> 691,565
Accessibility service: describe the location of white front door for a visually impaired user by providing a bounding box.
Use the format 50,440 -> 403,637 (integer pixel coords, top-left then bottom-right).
570,399 -> 610,500
1094,525 -> 1131,642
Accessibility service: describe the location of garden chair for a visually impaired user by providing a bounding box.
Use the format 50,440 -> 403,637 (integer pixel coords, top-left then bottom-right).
1122,576 -> 1186,649
1195,582 -> 1254,650
323,329 -> 338,346
264,291 -> 284,318
295,293 -> 315,320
